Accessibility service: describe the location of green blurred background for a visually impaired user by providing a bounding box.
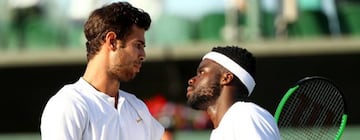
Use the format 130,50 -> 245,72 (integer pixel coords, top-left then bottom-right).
1,0 -> 360,139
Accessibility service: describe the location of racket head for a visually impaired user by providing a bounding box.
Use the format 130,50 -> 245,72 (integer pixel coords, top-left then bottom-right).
274,76 -> 348,140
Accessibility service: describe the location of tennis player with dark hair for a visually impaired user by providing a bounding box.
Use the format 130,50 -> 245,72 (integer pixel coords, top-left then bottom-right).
186,46 -> 280,139
40,2 -> 164,140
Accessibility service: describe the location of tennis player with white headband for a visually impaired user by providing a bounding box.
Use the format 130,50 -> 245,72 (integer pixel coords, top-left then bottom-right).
202,51 -> 256,96
186,46 -> 280,140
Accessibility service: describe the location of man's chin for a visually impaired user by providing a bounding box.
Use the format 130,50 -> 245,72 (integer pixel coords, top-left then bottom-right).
187,100 -> 205,110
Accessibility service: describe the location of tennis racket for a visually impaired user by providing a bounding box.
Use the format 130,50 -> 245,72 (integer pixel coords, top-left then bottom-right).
274,76 -> 348,140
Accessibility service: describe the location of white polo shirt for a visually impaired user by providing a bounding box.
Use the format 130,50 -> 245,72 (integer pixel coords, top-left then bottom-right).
41,78 -> 164,140
210,102 -> 280,140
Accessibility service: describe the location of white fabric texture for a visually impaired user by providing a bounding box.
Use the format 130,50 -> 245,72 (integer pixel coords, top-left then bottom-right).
202,51 -> 256,95
210,102 -> 281,140
41,78 -> 164,140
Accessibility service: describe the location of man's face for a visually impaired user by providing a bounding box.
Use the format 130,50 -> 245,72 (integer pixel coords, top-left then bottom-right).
108,25 -> 146,82
186,59 -> 222,110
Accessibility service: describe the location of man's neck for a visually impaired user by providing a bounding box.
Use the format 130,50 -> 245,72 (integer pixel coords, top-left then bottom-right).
207,96 -> 235,128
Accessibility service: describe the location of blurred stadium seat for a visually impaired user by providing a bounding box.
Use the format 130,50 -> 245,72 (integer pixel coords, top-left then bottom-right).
260,11 -> 276,38
24,16 -> 58,49
197,12 -> 225,41
147,15 -> 196,46
65,22 -> 85,48
288,11 -> 328,38
198,12 -> 246,42
338,2 -> 360,36
287,0 -> 328,38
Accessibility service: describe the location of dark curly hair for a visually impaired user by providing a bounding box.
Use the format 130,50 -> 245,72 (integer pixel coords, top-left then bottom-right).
83,2 -> 151,60
211,46 -> 256,97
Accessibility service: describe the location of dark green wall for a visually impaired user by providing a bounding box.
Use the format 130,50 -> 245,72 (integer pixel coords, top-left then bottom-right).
1,53 -> 359,132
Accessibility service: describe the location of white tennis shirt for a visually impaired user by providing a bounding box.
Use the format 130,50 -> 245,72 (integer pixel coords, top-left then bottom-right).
210,102 -> 281,140
41,78 -> 164,140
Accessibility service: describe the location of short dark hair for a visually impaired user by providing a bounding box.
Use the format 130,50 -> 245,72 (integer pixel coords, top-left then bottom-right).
211,46 -> 256,96
84,2 -> 151,60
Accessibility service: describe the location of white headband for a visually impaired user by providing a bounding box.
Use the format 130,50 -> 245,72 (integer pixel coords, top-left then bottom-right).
202,52 -> 256,96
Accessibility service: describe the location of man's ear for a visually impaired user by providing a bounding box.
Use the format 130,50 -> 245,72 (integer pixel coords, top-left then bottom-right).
221,72 -> 234,85
105,31 -> 117,49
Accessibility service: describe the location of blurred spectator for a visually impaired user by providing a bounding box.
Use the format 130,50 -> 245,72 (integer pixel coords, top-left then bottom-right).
260,0 -> 280,38
43,0 -> 70,47
0,0 -> 11,49
9,0 -> 43,49
222,0 -> 246,42
321,0 -> 341,36
298,0 -> 341,36
275,0 -> 298,38
275,0 -> 341,38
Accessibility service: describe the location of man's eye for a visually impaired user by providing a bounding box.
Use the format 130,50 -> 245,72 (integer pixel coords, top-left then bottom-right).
134,43 -> 144,49
197,71 -> 204,76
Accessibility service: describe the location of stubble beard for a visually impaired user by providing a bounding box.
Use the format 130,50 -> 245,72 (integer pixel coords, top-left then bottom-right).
109,64 -> 137,82
187,84 -> 221,110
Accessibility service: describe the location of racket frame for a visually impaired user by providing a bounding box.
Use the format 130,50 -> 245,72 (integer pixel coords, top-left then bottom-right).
274,76 -> 348,140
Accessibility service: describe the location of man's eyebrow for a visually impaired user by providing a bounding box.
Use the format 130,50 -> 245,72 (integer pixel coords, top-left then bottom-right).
197,65 -> 205,72
136,40 -> 145,45
136,40 -> 146,47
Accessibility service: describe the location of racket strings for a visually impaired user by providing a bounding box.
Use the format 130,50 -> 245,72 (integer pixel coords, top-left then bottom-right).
278,79 -> 345,140
306,81 -> 343,126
